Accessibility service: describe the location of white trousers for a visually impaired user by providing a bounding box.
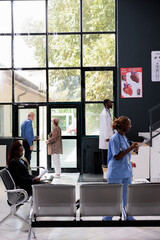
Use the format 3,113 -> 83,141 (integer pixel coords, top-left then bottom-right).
51,154 -> 61,175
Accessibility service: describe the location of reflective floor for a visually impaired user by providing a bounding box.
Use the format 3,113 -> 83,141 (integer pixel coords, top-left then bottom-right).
0,173 -> 160,240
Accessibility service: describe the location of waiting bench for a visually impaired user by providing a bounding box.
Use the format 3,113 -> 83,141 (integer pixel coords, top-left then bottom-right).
28,182 -> 160,240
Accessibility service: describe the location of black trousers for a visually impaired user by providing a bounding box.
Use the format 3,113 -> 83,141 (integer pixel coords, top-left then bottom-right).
23,140 -> 32,164
101,149 -> 108,167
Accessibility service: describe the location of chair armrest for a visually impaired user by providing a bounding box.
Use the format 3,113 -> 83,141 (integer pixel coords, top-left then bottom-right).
31,166 -> 45,170
5,188 -> 28,203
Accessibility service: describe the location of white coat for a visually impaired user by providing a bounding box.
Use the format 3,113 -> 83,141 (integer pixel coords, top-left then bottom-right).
99,108 -> 113,149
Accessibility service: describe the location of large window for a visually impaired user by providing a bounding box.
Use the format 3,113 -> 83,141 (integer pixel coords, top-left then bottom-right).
0,0 -> 115,105
0,0 -> 116,168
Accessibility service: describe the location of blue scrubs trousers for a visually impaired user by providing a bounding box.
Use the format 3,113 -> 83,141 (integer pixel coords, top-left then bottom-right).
102,176 -> 132,221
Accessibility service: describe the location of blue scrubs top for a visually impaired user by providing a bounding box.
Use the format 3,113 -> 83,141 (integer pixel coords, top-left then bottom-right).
107,132 -> 132,179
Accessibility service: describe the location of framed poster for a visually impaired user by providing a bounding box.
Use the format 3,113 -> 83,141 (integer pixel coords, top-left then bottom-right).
151,51 -> 160,82
121,67 -> 143,98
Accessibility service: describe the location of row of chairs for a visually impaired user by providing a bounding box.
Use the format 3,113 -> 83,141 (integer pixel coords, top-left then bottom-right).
1,168 -> 160,240
30,182 -> 160,220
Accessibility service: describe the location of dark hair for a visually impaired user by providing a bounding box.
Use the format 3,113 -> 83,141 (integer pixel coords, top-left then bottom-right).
8,140 -> 22,165
112,116 -> 131,131
103,99 -> 110,107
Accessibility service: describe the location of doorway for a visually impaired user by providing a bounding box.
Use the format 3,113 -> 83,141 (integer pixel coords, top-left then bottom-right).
16,104 -> 81,172
47,105 -> 81,172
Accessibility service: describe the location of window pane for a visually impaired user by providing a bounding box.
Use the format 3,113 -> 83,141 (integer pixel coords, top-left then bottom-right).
0,36 -> 11,68
0,2 -> 11,33
0,105 -> 12,137
49,70 -> 81,102
49,35 -> 80,67
85,71 -> 113,101
51,108 -> 77,136
14,1 -> 45,33
0,70 -> 12,102
83,34 -> 115,67
48,0 -> 80,32
83,0 -> 115,32
14,70 -> 46,102
14,36 -> 46,68
85,103 -> 104,135
51,139 -> 77,168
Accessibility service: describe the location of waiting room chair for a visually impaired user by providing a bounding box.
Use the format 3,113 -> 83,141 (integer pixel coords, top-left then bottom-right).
126,183 -> 160,219
80,183 -> 123,220
28,184 -> 76,240
0,168 -> 30,225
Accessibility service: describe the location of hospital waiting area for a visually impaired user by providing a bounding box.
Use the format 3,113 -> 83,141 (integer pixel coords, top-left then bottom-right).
1,0 -> 160,239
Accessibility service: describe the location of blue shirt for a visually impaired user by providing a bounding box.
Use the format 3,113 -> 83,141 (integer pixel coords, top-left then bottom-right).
107,132 -> 132,179
21,118 -> 34,146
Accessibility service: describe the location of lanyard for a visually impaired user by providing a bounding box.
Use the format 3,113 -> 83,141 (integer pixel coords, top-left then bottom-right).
118,133 -> 130,164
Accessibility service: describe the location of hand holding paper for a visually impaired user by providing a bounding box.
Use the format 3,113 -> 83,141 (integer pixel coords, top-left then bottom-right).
138,139 -> 149,147
37,169 -> 48,179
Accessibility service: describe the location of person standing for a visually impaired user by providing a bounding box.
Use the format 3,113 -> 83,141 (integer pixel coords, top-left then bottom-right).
99,99 -> 114,174
46,118 -> 63,178
21,112 -> 35,164
103,116 -> 138,221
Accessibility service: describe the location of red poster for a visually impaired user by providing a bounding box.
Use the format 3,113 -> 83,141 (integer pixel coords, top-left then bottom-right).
121,67 -> 143,98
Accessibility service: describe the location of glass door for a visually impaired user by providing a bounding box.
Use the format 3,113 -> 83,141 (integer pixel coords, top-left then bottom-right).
48,105 -> 81,172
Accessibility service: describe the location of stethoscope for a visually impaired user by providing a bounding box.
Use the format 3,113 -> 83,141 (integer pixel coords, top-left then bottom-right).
117,132 -> 131,164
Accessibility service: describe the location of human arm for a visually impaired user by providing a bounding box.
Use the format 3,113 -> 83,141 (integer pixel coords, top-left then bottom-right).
8,160 -> 41,185
46,128 -> 59,144
8,160 -> 34,186
102,112 -> 113,141
33,176 -> 40,182
114,142 -> 139,160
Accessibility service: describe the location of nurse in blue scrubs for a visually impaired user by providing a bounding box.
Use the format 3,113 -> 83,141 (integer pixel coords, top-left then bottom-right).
103,116 -> 139,221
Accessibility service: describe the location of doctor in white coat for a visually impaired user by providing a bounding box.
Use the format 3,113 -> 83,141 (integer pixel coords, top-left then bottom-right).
99,99 -> 114,168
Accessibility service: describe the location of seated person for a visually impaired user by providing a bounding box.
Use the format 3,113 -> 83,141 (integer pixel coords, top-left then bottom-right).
7,140 -> 40,195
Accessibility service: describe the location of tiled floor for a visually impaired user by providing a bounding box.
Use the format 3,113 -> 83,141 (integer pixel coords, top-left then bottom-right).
0,173 -> 160,240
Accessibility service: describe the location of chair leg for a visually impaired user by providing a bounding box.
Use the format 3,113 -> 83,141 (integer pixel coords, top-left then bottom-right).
0,213 -> 12,225
28,225 -> 36,240
122,206 -> 127,220
14,212 -> 29,224
0,210 -> 29,226
32,229 -> 36,239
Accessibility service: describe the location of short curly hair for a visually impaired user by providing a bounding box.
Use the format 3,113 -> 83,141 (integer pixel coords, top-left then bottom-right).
112,116 -> 131,131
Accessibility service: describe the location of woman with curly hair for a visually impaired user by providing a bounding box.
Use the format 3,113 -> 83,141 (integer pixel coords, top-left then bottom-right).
46,117 -> 63,178
7,140 -> 40,194
103,116 -> 139,221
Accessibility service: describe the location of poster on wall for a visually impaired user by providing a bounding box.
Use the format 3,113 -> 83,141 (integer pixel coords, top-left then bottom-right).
121,67 -> 143,98
151,51 -> 160,82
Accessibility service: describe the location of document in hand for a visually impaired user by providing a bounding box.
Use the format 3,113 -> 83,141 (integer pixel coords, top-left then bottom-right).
37,169 -> 48,179
138,138 -> 150,147
130,139 -> 149,153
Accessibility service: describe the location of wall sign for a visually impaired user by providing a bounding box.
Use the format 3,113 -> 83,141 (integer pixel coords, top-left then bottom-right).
151,51 -> 160,82
121,67 -> 143,98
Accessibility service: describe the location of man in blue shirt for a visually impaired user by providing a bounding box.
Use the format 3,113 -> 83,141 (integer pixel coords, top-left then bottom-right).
21,112 -> 35,164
